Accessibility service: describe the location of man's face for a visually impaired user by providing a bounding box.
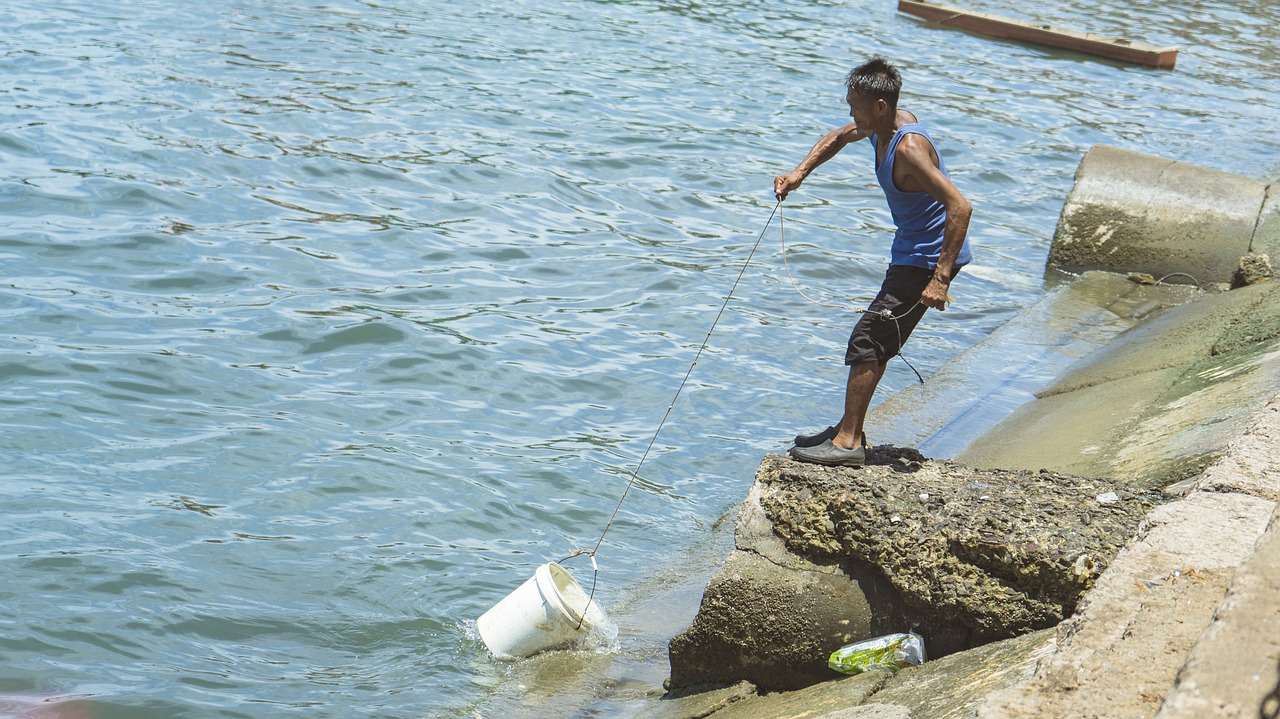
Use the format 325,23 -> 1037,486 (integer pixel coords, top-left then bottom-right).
846,90 -> 882,128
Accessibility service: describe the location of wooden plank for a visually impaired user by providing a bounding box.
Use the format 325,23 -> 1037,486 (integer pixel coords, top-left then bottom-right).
898,0 -> 1178,69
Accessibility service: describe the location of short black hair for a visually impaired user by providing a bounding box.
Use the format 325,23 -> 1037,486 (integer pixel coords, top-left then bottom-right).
845,57 -> 902,108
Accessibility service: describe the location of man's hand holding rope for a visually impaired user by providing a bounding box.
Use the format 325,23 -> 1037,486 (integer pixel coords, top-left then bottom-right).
921,274 -> 952,310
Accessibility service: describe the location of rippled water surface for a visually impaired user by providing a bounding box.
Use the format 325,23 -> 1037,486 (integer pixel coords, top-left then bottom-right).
2,0 -> 1277,716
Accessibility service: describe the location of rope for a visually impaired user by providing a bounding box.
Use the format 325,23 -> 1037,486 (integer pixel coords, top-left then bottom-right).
561,198 -> 938,629
566,199 -> 783,628
777,203 -> 926,384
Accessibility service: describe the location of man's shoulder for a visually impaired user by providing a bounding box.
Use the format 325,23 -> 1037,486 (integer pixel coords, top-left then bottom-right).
895,132 -> 937,161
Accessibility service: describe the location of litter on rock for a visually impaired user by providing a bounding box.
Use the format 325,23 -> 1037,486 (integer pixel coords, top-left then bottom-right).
829,632 -> 927,675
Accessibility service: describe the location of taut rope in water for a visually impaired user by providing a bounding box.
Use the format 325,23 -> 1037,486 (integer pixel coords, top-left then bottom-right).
564,197 -> 927,626
564,199 -> 783,627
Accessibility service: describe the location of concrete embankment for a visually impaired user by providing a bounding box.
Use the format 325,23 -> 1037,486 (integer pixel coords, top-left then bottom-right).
651,145 -> 1280,719
978,404 -> 1280,719
1046,144 -> 1278,287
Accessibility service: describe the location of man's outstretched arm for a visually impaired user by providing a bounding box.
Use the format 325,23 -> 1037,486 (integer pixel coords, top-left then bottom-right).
774,122 -> 867,201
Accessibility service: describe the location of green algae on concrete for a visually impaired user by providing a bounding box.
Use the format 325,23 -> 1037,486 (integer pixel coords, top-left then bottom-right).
959,280 -> 1280,488
866,271 -> 1196,459
959,366 -> 1185,480
1035,282 -> 1270,398
1213,281 -> 1280,354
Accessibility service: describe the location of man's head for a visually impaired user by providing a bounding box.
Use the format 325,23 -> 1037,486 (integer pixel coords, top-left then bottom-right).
844,57 -> 901,128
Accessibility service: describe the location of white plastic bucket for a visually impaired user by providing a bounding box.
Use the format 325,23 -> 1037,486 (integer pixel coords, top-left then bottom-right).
476,562 -> 605,658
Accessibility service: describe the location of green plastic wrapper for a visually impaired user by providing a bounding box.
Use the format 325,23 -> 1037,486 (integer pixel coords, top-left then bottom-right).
828,632 -> 926,675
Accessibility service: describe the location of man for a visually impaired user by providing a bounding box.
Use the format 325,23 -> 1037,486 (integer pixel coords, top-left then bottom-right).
774,57 -> 972,467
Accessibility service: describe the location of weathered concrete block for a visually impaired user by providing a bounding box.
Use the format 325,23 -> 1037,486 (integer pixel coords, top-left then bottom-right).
1047,145 -> 1267,285
977,491 -> 1276,719
754,454 -> 1154,647
668,452 -> 1155,694
667,481 -> 904,693
1155,505 -> 1280,719
666,548 -> 899,693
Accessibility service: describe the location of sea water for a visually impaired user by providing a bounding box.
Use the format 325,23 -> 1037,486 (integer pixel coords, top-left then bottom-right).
1,0 -> 1277,716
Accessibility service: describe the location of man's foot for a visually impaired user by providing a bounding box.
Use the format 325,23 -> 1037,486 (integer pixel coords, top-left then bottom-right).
789,440 -> 865,467
794,426 -> 869,449
794,425 -> 837,448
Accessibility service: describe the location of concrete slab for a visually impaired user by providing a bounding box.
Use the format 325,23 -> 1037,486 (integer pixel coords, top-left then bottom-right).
960,283 -> 1280,488
868,271 -> 1194,458
674,672 -> 887,719
977,491 -> 1277,719
872,629 -> 1056,719
633,681 -> 757,719
672,629 -> 1054,719
1156,507 -> 1280,719
1048,145 -> 1266,285
817,706 -> 912,719
1037,281 -> 1270,398
666,547 -> 900,692
955,366 -> 1185,479
1109,337 -> 1280,487
1190,394 -> 1280,502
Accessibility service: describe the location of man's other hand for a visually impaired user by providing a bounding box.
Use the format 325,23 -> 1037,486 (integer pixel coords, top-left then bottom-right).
921,276 -> 951,311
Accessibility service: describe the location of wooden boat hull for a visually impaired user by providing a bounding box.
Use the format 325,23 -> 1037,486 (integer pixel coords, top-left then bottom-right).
898,0 -> 1178,69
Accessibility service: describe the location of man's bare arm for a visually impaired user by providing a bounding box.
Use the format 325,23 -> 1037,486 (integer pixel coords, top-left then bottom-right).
895,134 -> 972,311
774,122 -> 867,200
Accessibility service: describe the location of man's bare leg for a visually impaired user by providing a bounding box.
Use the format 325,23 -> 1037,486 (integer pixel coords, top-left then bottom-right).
832,360 -> 886,449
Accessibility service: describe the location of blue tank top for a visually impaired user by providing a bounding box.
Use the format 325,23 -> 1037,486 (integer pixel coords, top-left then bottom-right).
869,121 -> 971,270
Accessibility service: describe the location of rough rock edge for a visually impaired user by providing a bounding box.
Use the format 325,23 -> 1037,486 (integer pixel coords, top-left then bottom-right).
1185,393 -> 1280,502
756,452 -> 1157,644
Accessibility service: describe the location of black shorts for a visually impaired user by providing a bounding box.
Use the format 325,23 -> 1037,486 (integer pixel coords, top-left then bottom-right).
845,265 -> 956,365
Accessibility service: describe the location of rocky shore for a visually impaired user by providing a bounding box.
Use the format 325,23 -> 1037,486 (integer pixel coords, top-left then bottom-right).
458,145 -> 1280,719
649,145 -> 1280,719
667,451 -> 1158,693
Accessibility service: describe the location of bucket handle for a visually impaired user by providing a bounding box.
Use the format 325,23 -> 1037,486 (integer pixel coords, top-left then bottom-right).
558,548 -> 600,629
